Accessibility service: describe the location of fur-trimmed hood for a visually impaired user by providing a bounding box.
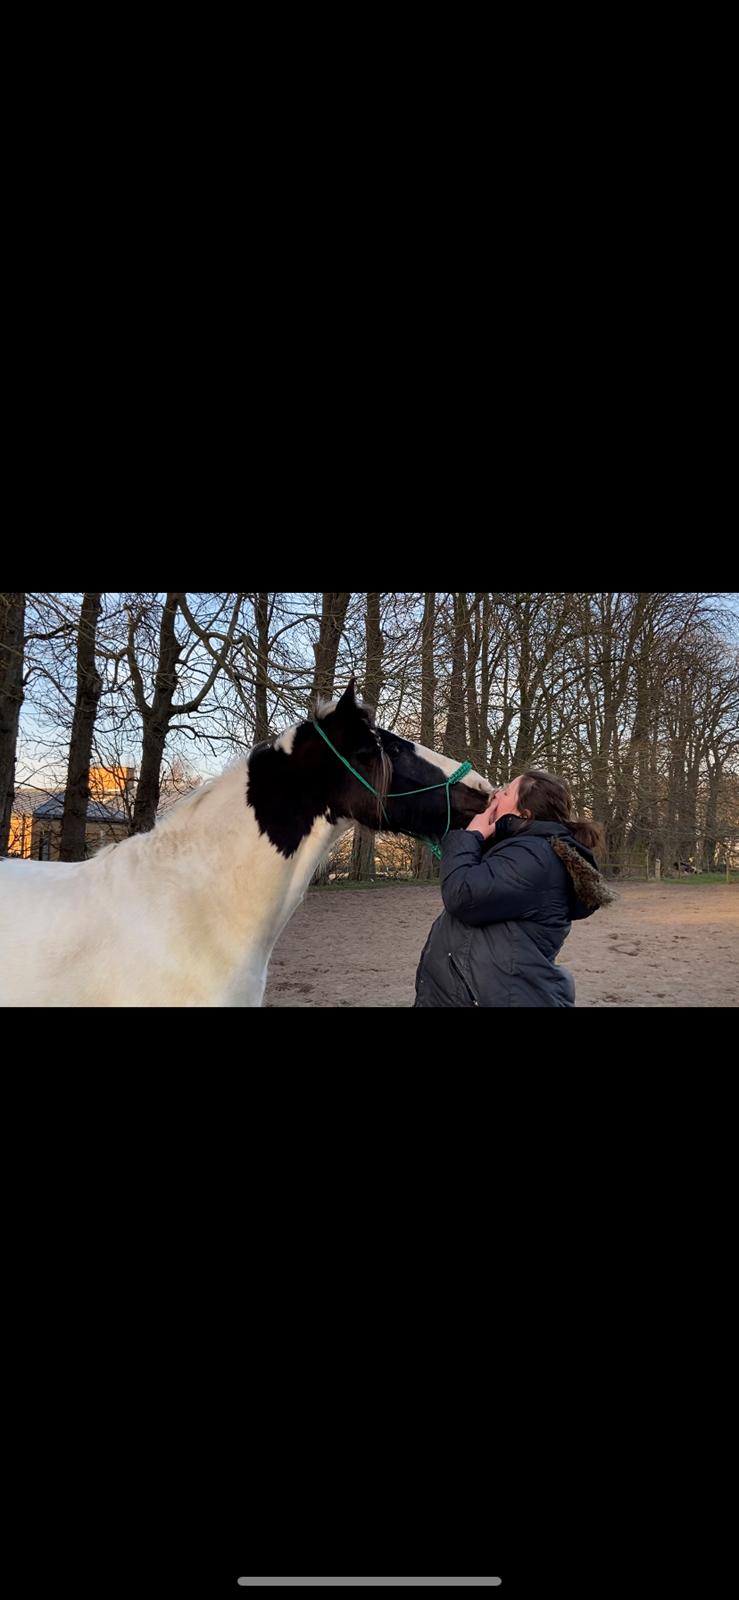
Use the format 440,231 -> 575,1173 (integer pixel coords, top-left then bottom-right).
549,834 -> 617,913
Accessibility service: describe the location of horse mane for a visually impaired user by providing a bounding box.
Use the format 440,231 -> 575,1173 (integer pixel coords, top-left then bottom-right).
152,768 -> 239,832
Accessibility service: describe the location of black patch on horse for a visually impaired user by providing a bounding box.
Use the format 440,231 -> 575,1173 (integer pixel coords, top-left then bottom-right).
246,685 -> 386,858
246,681 -> 488,858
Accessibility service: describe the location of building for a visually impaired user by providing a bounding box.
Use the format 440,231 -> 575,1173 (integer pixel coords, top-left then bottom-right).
6,791 -> 39,859
8,767 -> 135,860
31,794 -> 129,861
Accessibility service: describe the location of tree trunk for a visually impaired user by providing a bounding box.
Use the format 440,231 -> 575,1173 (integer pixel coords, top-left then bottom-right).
414,592 -> 438,881
310,592 -> 351,883
479,593 -> 491,779
350,592 -> 384,881
511,599 -> 534,771
254,593 -> 270,742
59,592 -> 103,861
464,594 -> 483,774
132,718 -> 170,834
443,593 -> 468,759
310,593 -> 351,704
131,595 -> 183,834
702,757 -> 721,871
0,593 -> 26,855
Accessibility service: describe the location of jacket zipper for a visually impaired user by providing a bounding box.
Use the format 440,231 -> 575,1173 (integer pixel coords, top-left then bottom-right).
449,952 -> 479,1006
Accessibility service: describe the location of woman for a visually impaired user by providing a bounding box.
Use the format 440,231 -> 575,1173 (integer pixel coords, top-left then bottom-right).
414,769 -> 614,1007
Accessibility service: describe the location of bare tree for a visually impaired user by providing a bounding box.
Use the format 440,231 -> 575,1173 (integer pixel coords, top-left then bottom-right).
310,593 -> 352,704
59,593 -> 103,861
309,593 -> 351,884
128,593 -> 245,834
414,591 -> 438,881
254,593 -> 271,742
349,592 -> 383,881
0,594 -> 26,855
442,592 -> 468,760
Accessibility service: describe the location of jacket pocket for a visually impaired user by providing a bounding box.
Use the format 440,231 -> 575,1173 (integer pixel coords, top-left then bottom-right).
448,951 -> 479,1006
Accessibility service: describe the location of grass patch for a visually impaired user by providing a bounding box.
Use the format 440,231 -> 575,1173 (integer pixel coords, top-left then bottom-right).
656,873 -> 736,887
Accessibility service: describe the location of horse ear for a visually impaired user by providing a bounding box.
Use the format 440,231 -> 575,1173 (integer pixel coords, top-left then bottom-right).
334,678 -> 358,718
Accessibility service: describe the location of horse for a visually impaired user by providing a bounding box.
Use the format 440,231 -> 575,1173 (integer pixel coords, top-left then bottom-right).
0,680 -> 491,1006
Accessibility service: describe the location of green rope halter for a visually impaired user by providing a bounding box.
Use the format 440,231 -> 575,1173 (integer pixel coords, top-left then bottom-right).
313,719 -> 472,861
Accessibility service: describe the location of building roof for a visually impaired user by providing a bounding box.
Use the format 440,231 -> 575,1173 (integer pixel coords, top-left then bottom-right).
10,790 -> 51,818
34,796 -> 128,823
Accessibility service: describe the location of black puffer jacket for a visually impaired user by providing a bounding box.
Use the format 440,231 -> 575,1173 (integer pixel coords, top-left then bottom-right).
414,817 -> 614,1008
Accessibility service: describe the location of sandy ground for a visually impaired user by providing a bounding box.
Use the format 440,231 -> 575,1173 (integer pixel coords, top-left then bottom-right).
264,883 -> 739,1007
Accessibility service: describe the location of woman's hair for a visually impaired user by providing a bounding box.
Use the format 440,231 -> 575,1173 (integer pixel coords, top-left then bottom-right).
518,770 -> 605,855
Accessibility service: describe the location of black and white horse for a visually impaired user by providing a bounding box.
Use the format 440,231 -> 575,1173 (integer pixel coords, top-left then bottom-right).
0,681 -> 491,1006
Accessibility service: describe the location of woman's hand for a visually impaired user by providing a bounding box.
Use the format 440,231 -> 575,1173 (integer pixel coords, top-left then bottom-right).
466,798 -> 497,841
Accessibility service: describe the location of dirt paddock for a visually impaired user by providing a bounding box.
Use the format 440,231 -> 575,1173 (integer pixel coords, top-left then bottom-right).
264,883 -> 739,1007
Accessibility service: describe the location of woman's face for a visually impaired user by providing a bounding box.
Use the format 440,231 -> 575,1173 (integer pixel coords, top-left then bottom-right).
488,774 -> 526,824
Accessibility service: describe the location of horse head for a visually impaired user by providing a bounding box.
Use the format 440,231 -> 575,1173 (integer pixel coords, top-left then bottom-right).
247,679 -> 491,857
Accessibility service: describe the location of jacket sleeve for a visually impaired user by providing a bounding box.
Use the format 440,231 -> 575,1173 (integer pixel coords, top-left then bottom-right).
440,830 -> 547,925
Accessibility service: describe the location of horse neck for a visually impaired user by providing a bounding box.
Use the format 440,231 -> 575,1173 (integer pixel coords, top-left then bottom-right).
130,763 -> 349,971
